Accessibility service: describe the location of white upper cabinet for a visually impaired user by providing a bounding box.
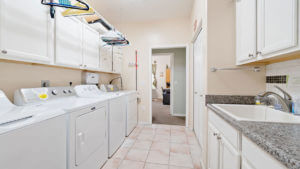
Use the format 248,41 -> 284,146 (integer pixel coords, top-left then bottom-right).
236,0 -> 257,64
99,45 -> 113,72
82,24 -> 100,69
236,0 -> 299,65
257,0 -> 298,57
0,0 -> 52,63
55,11 -> 83,68
112,47 -> 123,73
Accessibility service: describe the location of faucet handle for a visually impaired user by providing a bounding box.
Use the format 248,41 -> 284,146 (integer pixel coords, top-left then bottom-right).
274,86 -> 292,100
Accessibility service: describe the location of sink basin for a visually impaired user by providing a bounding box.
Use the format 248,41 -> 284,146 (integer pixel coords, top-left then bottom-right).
212,104 -> 300,124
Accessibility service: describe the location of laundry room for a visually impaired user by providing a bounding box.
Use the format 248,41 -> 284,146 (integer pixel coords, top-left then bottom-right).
1,0 -> 300,169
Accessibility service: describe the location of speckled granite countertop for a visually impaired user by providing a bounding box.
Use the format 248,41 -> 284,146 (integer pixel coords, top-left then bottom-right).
207,104 -> 300,169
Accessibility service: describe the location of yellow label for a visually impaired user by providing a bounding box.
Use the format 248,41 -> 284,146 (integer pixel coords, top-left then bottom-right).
110,87 -> 114,91
39,94 -> 48,100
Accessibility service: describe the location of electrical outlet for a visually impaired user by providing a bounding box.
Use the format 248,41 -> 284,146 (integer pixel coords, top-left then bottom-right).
41,80 -> 50,87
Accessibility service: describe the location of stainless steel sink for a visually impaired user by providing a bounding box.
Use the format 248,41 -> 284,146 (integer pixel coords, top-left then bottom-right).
213,104 -> 300,124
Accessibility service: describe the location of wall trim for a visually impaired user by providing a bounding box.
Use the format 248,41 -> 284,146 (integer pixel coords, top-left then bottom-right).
149,44 -> 190,128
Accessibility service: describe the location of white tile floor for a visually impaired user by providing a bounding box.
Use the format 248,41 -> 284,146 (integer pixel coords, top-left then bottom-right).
102,124 -> 202,169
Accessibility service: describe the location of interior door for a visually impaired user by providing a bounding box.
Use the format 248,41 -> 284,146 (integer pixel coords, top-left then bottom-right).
0,0 -> 51,63
193,31 -> 205,148
236,0 -> 257,63
257,0 -> 298,56
83,24 -> 100,69
55,11 -> 83,67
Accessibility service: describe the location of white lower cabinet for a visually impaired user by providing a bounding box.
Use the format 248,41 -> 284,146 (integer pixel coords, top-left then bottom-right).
208,123 -> 221,169
208,109 -> 288,169
208,122 -> 240,169
220,135 -> 240,169
242,135 -> 287,169
208,110 -> 241,169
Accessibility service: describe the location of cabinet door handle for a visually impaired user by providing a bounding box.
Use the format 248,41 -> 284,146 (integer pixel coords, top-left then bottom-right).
213,133 -> 218,136
256,51 -> 262,55
1,50 -> 7,54
217,136 -> 222,140
248,54 -> 254,58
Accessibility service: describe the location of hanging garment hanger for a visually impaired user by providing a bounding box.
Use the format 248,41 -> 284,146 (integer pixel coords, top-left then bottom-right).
41,0 -> 90,18
41,0 -> 89,10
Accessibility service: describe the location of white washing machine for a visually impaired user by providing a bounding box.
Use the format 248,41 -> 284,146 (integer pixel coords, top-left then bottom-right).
14,87 -> 108,169
0,90 -> 67,169
74,85 -> 126,157
115,91 -> 138,136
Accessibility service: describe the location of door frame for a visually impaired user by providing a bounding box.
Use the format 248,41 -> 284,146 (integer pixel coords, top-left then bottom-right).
149,44 -> 189,128
152,53 -> 175,115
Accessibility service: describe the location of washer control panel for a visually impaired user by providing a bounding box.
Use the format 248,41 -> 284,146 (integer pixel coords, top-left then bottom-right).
14,87 -> 76,105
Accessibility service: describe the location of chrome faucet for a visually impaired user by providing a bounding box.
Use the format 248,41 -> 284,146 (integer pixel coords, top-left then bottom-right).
256,86 -> 293,112
109,76 -> 123,90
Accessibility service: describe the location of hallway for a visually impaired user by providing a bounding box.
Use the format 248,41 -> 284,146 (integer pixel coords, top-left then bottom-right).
102,124 -> 202,169
152,100 -> 185,126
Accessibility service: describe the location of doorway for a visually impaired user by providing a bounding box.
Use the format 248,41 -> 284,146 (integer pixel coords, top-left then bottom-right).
150,46 -> 189,126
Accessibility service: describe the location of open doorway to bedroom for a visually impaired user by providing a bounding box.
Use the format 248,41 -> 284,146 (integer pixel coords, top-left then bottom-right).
150,47 -> 188,126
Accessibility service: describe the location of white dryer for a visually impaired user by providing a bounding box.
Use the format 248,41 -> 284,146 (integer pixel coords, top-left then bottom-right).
14,87 -> 108,169
74,85 -> 126,157
0,90 -> 67,169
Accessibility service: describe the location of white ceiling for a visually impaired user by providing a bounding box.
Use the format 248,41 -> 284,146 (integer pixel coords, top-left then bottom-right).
87,0 -> 194,24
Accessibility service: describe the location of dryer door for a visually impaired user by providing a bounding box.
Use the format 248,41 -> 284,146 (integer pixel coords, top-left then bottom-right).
75,106 -> 106,166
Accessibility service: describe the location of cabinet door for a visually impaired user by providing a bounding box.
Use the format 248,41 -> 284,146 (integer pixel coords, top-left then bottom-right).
208,123 -> 220,169
220,137 -> 240,169
55,12 -> 83,67
242,159 -> 255,169
236,0 -> 257,64
0,0 -> 51,63
113,47 -> 123,73
257,0 -> 298,56
100,45 -> 112,72
82,24 -> 100,69
113,56 -> 122,73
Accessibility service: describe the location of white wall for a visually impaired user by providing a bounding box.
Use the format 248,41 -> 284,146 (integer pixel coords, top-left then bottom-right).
152,54 -> 171,99
153,48 -> 186,116
266,59 -> 300,100
115,18 -> 191,124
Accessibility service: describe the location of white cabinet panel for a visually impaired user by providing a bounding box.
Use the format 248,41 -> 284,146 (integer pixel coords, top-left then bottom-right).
208,123 -> 220,169
83,25 -> 100,69
113,46 -> 123,73
242,136 -> 287,169
236,0 -> 257,64
55,12 -> 83,67
0,0 -> 51,63
257,0 -> 298,56
242,159 -> 255,169
220,136 -> 240,169
100,45 -> 112,72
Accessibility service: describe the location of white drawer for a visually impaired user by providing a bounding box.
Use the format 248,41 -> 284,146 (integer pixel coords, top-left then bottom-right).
242,136 -> 287,169
209,110 -> 240,149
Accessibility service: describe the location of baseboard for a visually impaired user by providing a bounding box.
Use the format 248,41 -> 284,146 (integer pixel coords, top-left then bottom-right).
171,113 -> 186,117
